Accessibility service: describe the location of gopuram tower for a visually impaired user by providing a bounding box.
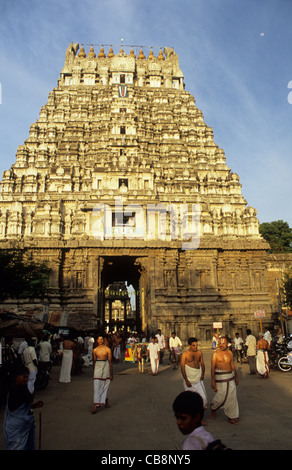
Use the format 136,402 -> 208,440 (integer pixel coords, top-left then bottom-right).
0,43 -> 274,343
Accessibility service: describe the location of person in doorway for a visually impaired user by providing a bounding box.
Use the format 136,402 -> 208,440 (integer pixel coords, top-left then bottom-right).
256,332 -> 270,379
210,336 -> 239,425
245,329 -> 257,375
173,391 -> 215,450
147,335 -> 160,375
155,329 -> 165,364
3,363 -> 43,450
180,338 -> 208,419
92,335 -> 113,414
59,335 -> 75,383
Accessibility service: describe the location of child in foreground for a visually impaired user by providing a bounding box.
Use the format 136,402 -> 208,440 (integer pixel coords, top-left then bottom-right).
173,391 -> 215,450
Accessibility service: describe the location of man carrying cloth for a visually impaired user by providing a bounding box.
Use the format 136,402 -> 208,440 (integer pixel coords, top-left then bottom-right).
92,335 -> 113,414
181,338 -> 208,424
210,336 -> 239,425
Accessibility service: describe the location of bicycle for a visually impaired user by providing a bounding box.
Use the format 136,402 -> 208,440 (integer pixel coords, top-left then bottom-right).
169,347 -> 182,369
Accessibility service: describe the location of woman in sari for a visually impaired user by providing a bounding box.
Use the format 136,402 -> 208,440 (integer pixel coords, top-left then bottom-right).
3,364 -> 43,450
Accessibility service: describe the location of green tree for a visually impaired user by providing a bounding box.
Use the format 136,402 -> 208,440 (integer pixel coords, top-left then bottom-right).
282,271 -> 292,309
0,248 -> 51,301
259,220 -> 292,253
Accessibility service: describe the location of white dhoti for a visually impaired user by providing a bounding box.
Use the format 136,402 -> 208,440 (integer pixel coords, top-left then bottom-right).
93,360 -> 111,405
150,357 -> 159,374
183,365 -> 208,408
256,350 -> 270,377
210,370 -> 239,420
113,345 -> 121,361
59,349 -> 73,383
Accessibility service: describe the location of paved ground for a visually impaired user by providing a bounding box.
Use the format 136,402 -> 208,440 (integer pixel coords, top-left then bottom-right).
1,349 -> 292,453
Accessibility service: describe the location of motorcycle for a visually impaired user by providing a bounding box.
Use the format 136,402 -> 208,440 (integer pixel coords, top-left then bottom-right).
269,336 -> 292,372
277,354 -> 292,372
277,337 -> 292,372
269,340 -> 285,370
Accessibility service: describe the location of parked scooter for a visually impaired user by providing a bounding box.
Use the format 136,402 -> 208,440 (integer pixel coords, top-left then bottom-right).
277,355 -> 292,372
277,337 -> 292,372
269,336 -> 292,371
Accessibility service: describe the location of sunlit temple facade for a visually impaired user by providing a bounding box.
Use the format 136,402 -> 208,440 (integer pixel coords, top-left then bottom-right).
0,42 -> 283,344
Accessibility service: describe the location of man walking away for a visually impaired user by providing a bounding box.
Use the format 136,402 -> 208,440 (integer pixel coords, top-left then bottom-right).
245,329 -> 257,375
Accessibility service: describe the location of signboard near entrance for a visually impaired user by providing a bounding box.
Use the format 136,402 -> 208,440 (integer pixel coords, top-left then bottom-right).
254,310 -> 266,319
254,309 -> 266,332
213,322 -> 222,329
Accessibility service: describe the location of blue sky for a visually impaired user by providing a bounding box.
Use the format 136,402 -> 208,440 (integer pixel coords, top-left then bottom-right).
0,0 -> 291,226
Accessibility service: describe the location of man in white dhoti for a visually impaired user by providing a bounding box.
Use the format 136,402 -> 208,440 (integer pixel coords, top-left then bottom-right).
256,333 -> 270,379
23,338 -> 38,394
210,336 -> 239,424
59,336 -> 75,383
181,338 -> 208,413
147,336 -> 160,375
92,335 -> 113,414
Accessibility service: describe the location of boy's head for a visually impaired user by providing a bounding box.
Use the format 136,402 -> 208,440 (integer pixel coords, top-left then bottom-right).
173,391 -> 204,435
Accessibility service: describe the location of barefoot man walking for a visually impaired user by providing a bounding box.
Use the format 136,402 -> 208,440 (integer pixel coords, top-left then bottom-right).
181,338 -> 208,409
92,335 -> 113,414
210,336 -> 239,425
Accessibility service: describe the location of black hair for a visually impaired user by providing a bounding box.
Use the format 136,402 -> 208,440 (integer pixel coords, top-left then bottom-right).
188,337 -> 198,345
172,391 -> 204,418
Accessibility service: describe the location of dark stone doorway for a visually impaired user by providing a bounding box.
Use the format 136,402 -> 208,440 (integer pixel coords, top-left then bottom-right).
100,256 -> 142,333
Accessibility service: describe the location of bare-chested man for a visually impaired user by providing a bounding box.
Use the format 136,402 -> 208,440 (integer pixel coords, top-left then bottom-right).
181,338 -> 208,423
256,332 -> 270,379
210,336 -> 239,424
92,335 -> 113,414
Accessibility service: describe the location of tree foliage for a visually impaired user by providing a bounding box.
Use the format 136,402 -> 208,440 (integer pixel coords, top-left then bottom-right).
282,271 -> 292,309
0,249 -> 51,301
259,220 -> 292,253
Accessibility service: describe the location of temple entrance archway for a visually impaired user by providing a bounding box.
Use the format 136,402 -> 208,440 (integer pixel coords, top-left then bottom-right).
99,256 -> 144,333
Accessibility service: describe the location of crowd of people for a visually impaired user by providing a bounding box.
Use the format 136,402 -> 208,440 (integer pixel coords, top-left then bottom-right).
0,322 -> 288,450
173,324 -> 288,450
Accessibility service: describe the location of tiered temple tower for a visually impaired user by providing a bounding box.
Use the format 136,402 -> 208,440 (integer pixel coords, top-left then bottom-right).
0,43 -> 275,343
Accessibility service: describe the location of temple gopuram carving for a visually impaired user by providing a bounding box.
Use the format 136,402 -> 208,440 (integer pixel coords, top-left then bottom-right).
0,42 -> 282,344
